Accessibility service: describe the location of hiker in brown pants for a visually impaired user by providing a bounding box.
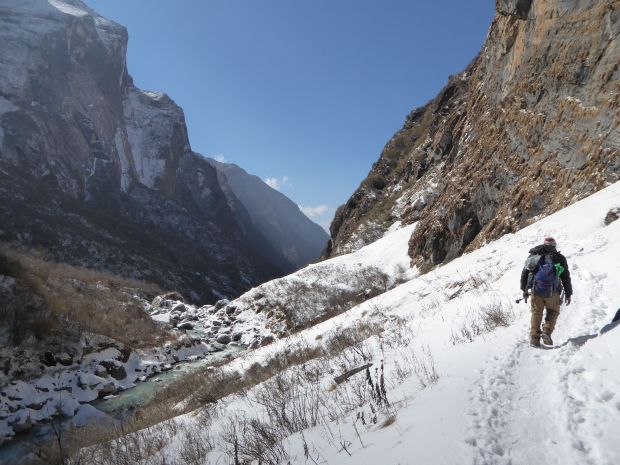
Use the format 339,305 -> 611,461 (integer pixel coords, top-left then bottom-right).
520,237 -> 572,347
530,293 -> 561,342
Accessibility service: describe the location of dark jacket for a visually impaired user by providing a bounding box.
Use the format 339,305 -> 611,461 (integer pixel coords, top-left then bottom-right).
520,244 -> 572,296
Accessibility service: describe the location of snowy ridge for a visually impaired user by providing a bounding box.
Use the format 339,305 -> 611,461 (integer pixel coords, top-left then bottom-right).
105,182 -> 620,465
224,222 -> 417,337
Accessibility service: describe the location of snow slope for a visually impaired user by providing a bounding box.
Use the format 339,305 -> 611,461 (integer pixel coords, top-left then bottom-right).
74,182 -> 620,465
221,222 -> 417,338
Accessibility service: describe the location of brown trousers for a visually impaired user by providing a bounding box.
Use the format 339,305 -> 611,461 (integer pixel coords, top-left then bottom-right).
530,293 -> 561,337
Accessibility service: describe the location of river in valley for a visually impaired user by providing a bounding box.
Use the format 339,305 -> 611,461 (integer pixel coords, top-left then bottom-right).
0,346 -> 243,465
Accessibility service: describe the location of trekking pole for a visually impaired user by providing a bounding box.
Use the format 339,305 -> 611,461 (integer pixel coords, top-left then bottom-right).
515,293 -> 530,304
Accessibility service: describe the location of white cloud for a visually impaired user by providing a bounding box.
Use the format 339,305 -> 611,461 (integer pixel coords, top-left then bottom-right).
213,154 -> 226,163
264,175 -> 290,191
300,205 -> 329,218
300,205 -> 334,233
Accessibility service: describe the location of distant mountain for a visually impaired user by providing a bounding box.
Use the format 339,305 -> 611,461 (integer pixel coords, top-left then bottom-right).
206,158 -> 329,273
0,0 -> 287,302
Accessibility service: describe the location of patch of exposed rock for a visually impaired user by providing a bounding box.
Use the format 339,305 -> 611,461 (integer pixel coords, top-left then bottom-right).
148,295 -> 270,349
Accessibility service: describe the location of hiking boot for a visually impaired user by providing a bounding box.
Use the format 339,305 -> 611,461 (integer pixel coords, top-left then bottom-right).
530,336 -> 541,347
541,333 -> 553,346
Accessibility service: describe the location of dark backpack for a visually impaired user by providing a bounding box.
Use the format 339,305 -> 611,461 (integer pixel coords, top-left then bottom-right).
533,254 -> 560,297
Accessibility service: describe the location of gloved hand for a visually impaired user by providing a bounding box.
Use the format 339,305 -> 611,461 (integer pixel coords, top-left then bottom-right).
565,295 -> 571,306
522,291 -> 529,303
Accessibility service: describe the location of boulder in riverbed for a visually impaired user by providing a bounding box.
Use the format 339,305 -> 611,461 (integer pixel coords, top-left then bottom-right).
55,353 -> 73,366
210,342 -> 225,352
100,361 -> 127,380
41,351 -> 56,367
98,382 -> 117,398
172,303 -> 187,313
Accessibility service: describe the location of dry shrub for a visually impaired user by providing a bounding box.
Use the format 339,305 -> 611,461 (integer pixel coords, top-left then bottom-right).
37,415 -> 179,465
451,301 -> 514,345
0,245 -> 167,347
480,302 -> 512,330
390,358 -> 413,386
325,322 -> 379,359
219,358 -> 351,465
127,340 -> 326,425
447,271 -> 492,300
177,422 -> 214,465
221,416 -> 289,465
450,316 -> 483,344
40,404 -> 215,465
380,316 -> 415,349
252,371 -> 323,435
262,265 -> 393,334
411,345 -> 439,388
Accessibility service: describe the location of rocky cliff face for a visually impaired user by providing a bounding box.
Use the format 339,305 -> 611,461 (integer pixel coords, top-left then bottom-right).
326,0 -> 619,269
207,158 -> 329,273
0,0 -> 282,302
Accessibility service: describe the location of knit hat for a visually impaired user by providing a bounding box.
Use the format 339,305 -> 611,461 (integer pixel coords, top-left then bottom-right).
543,237 -> 557,248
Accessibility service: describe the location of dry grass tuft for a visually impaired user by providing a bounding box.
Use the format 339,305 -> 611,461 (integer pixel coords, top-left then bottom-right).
450,301 -> 514,345
0,245 -> 168,348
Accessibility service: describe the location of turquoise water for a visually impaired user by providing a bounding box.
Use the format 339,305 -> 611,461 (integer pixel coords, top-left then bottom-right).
94,346 -> 242,416
0,346 -> 243,465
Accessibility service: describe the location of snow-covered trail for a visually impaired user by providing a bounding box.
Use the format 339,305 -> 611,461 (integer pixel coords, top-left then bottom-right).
465,196 -> 620,465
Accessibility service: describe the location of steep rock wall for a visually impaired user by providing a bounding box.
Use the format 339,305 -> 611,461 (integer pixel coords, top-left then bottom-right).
326,0 -> 619,270
0,0 -> 280,302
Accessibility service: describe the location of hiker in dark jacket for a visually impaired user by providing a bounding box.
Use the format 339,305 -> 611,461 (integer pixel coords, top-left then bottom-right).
520,237 -> 572,347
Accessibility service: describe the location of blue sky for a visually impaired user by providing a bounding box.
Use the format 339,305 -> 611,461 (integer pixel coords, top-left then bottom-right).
85,0 -> 494,231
